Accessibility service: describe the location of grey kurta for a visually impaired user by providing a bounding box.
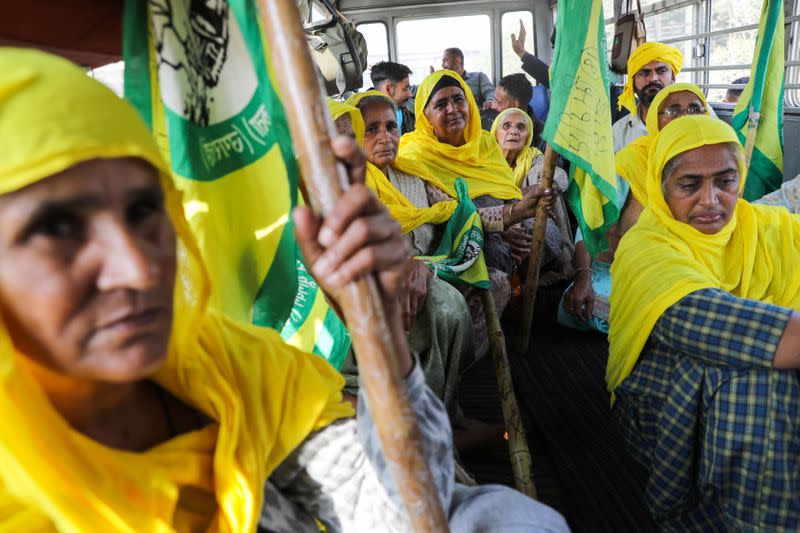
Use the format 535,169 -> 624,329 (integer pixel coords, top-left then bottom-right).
260,361 -> 569,532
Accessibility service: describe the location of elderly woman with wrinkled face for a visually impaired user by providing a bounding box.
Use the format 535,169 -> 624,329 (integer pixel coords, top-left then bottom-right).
607,115 -> 800,531
0,49 -> 569,532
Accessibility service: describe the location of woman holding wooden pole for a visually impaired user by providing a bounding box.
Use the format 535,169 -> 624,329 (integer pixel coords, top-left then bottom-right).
0,13 -> 568,533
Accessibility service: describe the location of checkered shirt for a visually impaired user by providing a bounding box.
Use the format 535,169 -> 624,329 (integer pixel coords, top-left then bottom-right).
612,288 -> 800,532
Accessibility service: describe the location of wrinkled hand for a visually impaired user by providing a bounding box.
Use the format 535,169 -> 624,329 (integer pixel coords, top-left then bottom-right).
429,64 -> 435,74
563,273 -> 595,321
510,185 -> 555,225
294,136 -> 407,316
402,259 -> 433,332
511,19 -> 527,58
504,224 -> 531,266
482,100 -> 494,111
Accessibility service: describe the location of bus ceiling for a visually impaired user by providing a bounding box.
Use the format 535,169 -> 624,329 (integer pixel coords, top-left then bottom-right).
0,0 -> 123,68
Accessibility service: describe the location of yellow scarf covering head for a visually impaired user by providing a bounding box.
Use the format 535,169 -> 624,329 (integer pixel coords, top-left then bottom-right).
490,108 -> 544,187
397,70 -> 522,200
616,83 -> 709,205
618,42 -> 684,116
0,48 -> 352,532
344,91 -> 457,234
607,114 -> 800,394
327,98 -> 365,146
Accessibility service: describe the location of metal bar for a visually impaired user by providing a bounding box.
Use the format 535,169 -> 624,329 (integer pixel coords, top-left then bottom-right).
659,15 -> 800,45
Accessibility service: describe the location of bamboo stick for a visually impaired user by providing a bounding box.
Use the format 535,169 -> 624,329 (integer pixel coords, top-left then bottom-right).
480,289 -> 537,499
518,145 -> 558,352
744,109 -> 760,167
258,2 -> 449,531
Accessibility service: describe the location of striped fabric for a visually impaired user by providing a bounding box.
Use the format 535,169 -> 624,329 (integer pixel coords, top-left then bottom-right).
612,288 -> 800,531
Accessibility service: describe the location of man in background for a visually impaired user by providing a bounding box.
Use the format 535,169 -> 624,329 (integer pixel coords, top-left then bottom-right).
724,76 -> 750,103
441,47 -> 495,109
480,73 -> 534,131
370,61 -> 416,134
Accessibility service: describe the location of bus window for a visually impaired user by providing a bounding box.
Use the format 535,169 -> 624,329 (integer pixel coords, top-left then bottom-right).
501,11 -> 535,80
356,21 -> 389,89
396,15 -> 492,86
604,0 -> 615,65
646,6 -> 693,83
706,0 -> 760,102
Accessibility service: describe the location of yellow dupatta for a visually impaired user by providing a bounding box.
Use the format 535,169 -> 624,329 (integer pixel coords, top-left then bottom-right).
490,108 -> 543,187
615,83 -> 709,206
397,70 -> 522,201
617,42 -> 684,116
607,115 -> 800,394
340,92 -> 458,234
0,49 -> 352,532
327,98 -> 365,146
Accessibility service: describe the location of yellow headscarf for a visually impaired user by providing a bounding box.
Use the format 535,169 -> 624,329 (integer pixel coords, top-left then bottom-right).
490,108 -> 544,187
0,48 -> 352,532
618,42 -> 684,116
397,70 -> 522,200
615,83 -> 709,205
607,115 -> 800,394
343,91 -> 457,234
327,98 -> 365,146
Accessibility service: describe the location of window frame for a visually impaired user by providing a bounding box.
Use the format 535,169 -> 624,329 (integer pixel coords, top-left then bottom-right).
633,0 -> 800,109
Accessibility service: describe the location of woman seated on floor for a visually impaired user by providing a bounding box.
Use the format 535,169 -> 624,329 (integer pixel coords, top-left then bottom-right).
559,83 -> 711,334
491,108 -> 574,285
0,49 -> 569,532
328,98 -> 475,427
397,71 -> 554,317
608,114 -> 800,531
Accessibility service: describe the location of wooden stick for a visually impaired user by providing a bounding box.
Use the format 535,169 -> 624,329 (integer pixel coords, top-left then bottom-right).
481,289 -> 537,499
744,109 -> 760,167
739,108 -> 760,199
258,3 -> 449,531
518,145 -> 558,352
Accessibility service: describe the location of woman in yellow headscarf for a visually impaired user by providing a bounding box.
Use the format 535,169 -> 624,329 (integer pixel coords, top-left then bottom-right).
490,108 -> 573,283
615,82 -> 711,209
560,84 -> 710,334
0,48 -> 565,533
397,70 -> 554,282
608,114 -> 800,530
332,92 -> 475,428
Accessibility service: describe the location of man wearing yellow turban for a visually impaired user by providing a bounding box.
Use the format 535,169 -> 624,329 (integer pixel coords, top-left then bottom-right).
608,114 -> 800,530
0,48 -> 568,532
612,41 -> 684,153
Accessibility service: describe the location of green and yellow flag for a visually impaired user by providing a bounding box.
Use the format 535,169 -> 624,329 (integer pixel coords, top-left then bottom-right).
542,0 -> 618,257
732,0 -> 785,201
122,0 -> 350,368
418,178 -> 490,290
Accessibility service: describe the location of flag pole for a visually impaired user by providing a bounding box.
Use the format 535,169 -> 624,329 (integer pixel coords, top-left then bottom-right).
481,289 -> 537,498
744,108 -> 761,167
518,145 -> 558,352
258,2 -> 449,531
